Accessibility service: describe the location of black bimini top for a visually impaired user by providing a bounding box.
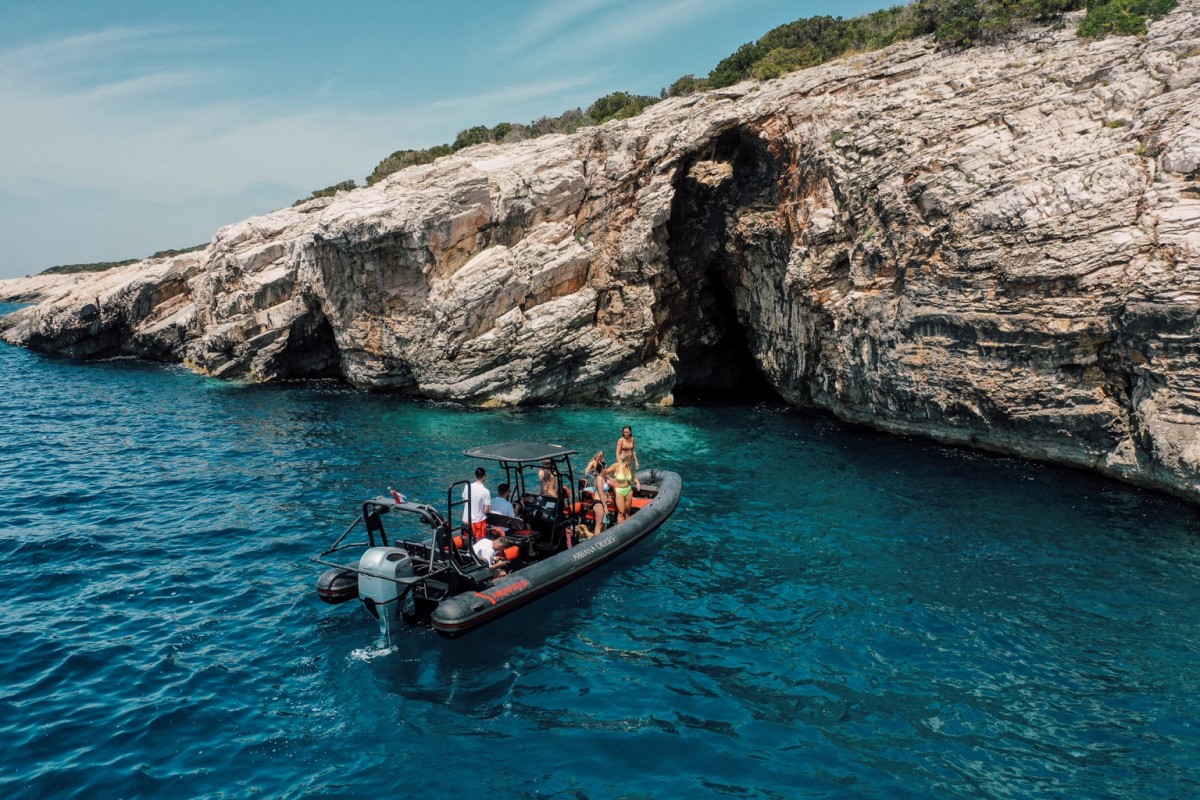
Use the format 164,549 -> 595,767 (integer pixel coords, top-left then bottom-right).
464,442 -> 578,464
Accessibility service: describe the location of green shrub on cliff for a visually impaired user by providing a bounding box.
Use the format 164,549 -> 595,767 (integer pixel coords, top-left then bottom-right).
586,92 -> 660,124
40,244 -> 206,275
293,179 -> 358,206
364,93 -> 659,185
1078,0 -> 1177,37
707,0 -> 1175,87
710,8 -> 921,85
665,74 -> 709,97
42,260 -> 139,275
147,244 -> 206,259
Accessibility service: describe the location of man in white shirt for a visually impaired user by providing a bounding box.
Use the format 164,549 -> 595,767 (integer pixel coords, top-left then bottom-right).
462,467 -> 490,540
472,534 -> 510,574
472,535 -> 496,563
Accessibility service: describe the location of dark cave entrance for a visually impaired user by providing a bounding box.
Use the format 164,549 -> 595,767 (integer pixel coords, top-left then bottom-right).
670,280 -> 783,405
665,127 -> 790,405
277,307 -> 342,379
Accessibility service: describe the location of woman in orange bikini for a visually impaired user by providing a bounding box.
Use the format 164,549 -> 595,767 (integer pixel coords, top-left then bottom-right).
615,425 -> 638,470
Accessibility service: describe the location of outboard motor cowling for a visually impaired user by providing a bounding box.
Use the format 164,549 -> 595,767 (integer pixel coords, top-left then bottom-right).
358,547 -> 416,635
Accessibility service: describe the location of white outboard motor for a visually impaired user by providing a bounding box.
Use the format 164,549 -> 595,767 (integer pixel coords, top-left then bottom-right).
358,547 -> 416,636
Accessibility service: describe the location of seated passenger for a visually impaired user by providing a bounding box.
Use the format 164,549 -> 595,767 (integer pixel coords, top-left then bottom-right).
472,534 -> 511,576
491,482 -> 516,518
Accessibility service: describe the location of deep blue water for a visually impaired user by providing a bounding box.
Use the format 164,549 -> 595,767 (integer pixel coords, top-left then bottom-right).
2,303 -> 1199,799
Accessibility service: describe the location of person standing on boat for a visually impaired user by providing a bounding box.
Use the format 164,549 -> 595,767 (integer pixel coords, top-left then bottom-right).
462,467 -> 490,540
539,460 -> 559,497
615,425 -> 639,470
604,453 -> 639,523
585,451 -> 606,486
584,451 -> 609,537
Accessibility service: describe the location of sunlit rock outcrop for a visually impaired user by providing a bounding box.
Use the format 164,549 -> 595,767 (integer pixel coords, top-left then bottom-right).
4,4 -> 1200,500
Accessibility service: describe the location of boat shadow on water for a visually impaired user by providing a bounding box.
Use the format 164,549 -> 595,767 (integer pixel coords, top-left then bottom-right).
313,551 -> 671,720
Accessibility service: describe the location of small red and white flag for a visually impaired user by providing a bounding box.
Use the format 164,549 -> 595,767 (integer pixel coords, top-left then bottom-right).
389,487 -> 406,504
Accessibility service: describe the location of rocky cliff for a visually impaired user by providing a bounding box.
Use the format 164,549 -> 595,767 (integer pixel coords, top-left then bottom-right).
4,5 -> 1200,501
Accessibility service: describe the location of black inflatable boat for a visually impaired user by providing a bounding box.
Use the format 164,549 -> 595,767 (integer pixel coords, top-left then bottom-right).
311,442 -> 682,638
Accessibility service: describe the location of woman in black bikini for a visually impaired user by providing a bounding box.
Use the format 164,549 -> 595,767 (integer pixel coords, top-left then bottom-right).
583,451 -> 609,536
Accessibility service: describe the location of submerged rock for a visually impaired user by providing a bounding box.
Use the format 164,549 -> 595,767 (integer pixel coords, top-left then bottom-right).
4,5 -> 1200,501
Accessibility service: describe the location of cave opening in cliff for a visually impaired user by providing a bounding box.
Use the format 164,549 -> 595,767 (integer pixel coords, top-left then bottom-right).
672,279 -> 783,405
666,127 -> 788,405
277,308 -> 342,379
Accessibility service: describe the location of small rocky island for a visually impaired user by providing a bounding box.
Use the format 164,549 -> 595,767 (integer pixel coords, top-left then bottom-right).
4,4 -> 1200,503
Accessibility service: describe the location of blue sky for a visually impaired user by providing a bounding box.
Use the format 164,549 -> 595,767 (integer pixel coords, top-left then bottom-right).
0,0 -> 894,279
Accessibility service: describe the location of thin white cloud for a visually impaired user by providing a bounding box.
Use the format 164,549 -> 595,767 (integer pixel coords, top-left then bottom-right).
0,25 -> 168,68
70,70 -> 217,104
0,25 -> 350,201
571,0 -> 733,59
499,0 -> 620,55
495,0 -> 736,87
0,24 -> 234,92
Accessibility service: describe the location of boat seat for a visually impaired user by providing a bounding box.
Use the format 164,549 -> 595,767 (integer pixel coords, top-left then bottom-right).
487,511 -> 525,532
455,559 -> 496,584
504,527 -> 537,558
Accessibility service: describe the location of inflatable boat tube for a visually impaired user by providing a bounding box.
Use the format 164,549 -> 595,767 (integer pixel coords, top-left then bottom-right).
431,469 -> 682,636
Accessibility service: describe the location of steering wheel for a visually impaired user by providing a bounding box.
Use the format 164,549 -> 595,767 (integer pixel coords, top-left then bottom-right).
527,495 -> 546,522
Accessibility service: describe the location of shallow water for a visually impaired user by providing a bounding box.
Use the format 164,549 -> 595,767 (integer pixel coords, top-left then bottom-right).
1,303 -> 1198,799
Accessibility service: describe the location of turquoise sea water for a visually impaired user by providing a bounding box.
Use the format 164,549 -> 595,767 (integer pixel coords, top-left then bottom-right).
1,303 -> 1198,799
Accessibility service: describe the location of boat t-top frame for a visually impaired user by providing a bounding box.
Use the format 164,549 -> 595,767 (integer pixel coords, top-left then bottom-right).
457,441 -> 580,555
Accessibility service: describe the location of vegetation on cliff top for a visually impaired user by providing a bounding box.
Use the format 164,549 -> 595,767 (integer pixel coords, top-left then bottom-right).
362,91 -> 659,186
337,0 -> 1173,194
40,245 -> 206,276
707,0 -> 1176,79
293,179 -> 359,206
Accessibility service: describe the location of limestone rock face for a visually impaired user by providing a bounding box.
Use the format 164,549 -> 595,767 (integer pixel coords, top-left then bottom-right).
4,5 -> 1200,501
